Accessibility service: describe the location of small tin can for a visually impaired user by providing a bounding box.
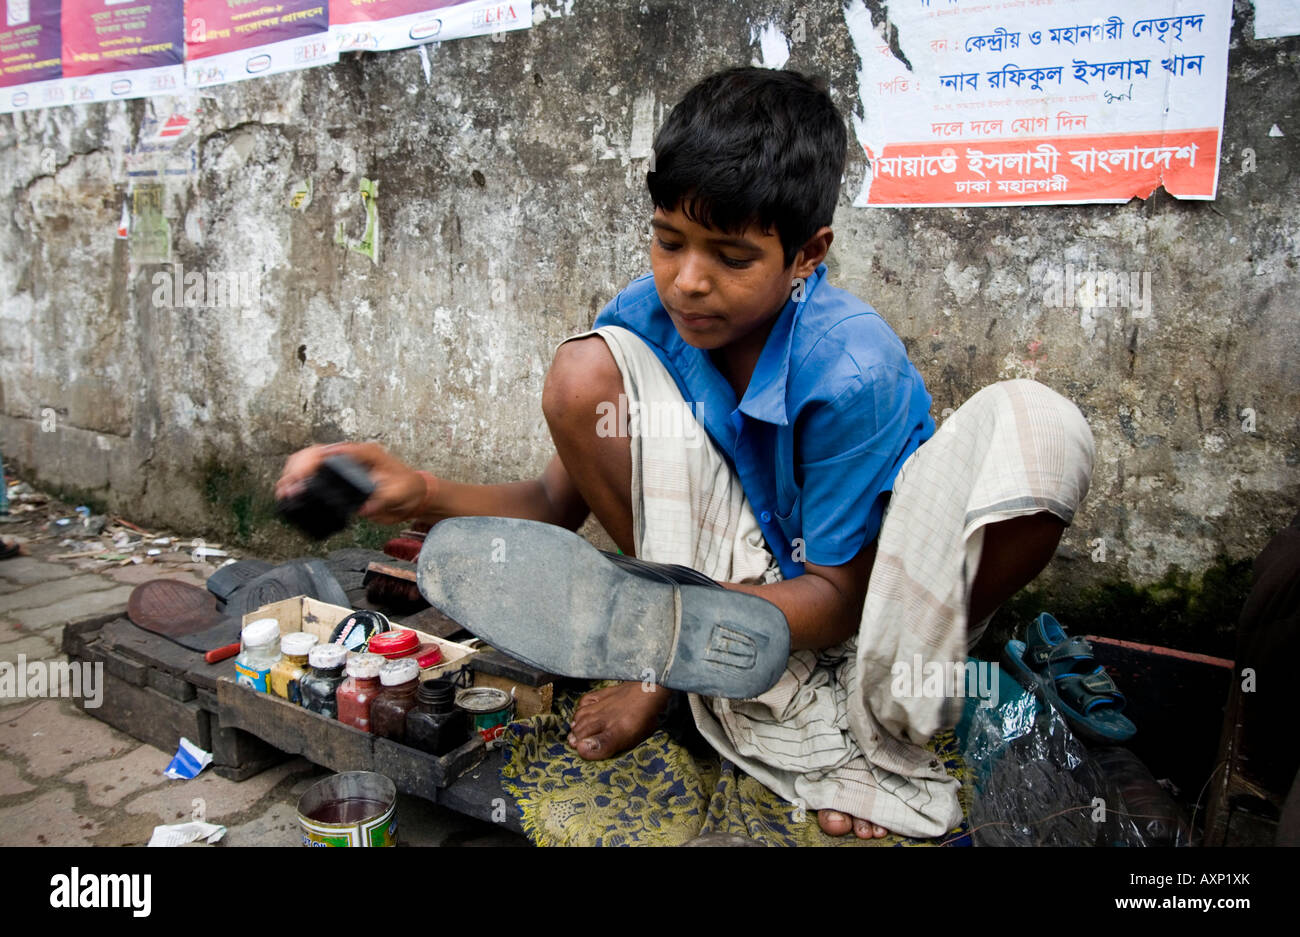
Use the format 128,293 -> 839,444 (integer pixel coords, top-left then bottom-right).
455,687 -> 514,746
296,771 -> 397,847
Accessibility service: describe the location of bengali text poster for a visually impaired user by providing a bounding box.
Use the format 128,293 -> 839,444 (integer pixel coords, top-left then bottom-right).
847,0 -> 1232,206
1,0 -> 63,111
329,0 -> 530,52
183,0 -> 336,89
60,0 -> 185,103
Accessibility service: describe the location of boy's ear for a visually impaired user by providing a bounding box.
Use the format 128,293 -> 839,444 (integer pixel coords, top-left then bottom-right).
793,226 -> 834,278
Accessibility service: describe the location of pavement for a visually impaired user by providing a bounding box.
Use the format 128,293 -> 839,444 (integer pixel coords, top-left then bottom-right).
0,495 -> 526,848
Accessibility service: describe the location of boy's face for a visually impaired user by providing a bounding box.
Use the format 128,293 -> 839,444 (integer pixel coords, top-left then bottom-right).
649,206 -> 799,352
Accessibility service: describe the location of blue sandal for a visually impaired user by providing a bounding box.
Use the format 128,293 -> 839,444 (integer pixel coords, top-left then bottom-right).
1003,613 -> 1136,744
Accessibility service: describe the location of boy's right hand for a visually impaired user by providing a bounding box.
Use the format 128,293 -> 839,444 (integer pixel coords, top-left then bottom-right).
275,442 -> 431,526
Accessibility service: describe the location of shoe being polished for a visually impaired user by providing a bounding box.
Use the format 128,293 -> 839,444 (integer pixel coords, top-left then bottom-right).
415,517 -> 790,699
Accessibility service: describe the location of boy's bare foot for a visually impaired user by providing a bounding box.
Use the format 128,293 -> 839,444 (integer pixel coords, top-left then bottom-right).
818,809 -> 890,839
566,681 -> 670,760
565,684 -> 893,835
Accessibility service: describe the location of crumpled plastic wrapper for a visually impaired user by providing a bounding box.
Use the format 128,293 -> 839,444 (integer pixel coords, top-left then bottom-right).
962,688 -> 1162,846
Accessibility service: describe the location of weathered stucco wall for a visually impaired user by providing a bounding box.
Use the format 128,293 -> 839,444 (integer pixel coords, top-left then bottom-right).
1,1 -> 1296,650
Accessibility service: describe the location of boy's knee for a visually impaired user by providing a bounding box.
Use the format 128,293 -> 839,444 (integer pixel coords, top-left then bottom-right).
543,336 -> 623,428
986,379 -> 1095,463
993,379 -> 1096,511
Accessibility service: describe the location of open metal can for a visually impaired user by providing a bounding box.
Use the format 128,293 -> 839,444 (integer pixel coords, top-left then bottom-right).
456,686 -> 514,745
296,771 -> 397,847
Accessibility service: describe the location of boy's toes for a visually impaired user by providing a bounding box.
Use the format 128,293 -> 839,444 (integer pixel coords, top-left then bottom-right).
818,810 -> 853,836
819,809 -> 891,839
574,731 -> 613,759
565,720 -> 614,759
575,684 -> 619,710
566,708 -> 612,758
852,817 -> 889,839
567,711 -> 601,745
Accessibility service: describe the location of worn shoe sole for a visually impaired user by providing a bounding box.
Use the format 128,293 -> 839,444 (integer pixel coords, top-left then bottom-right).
228,559 -> 351,617
415,517 -> 790,699
205,559 -> 274,603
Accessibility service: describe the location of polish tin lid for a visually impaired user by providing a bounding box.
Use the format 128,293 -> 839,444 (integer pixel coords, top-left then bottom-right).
241,618 -> 280,648
308,643 -> 349,670
368,629 -> 419,658
329,609 -> 390,651
379,658 -> 420,686
280,632 -> 319,657
345,652 -> 385,679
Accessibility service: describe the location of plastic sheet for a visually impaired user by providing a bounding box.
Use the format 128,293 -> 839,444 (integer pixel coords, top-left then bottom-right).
962,686 -> 1175,846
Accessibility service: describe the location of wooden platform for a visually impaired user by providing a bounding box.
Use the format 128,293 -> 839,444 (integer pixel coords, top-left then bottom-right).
63,608 -> 525,833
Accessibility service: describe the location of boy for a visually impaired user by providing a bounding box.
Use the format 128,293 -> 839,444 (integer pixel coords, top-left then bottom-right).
278,67 -> 1094,839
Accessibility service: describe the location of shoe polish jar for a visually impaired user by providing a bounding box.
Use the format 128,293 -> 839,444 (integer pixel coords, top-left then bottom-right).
337,652 -> 386,732
234,618 -> 281,693
269,632 -> 318,704
300,643 -> 349,718
370,659 -> 421,742
406,678 -> 469,756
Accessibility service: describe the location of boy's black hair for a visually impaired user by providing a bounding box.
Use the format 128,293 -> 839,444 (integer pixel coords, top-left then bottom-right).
648,67 -> 847,267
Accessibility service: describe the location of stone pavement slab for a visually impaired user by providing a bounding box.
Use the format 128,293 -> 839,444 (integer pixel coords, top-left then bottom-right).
0,788 -> 103,846
0,757 -> 35,796
0,619 -> 34,644
123,757 -> 316,823
0,574 -> 120,614
64,744 -> 176,808
13,584 -> 134,631
0,634 -> 60,674
222,800 -> 302,846
101,563 -> 210,588
0,699 -> 137,777
0,556 -> 77,588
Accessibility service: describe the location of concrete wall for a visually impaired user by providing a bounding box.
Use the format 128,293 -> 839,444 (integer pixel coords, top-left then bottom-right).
1,1 -> 1296,646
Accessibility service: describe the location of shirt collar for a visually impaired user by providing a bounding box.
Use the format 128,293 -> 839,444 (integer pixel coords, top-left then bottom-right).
621,264 -> 827,430
735,263 -> 826,427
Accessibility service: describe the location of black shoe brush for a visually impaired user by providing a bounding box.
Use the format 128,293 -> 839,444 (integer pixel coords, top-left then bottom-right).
276,454 -> 376,540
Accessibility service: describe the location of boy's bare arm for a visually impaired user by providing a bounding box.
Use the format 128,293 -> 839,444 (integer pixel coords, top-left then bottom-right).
720,538 -> 877,651
275,443 -> 589,531
417,453 -> 589,530
278,443 -> 864,648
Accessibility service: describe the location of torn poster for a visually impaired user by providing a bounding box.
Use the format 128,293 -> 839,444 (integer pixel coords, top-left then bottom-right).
1253,0 -> 1300,40
329,0 -> 531,53
0,0 -> 63,114
129,181 -> 170,264
845,0 -> 1231,206
58,0 -> 184,104
183,0 -> 337,90
335,176 -> 379,263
